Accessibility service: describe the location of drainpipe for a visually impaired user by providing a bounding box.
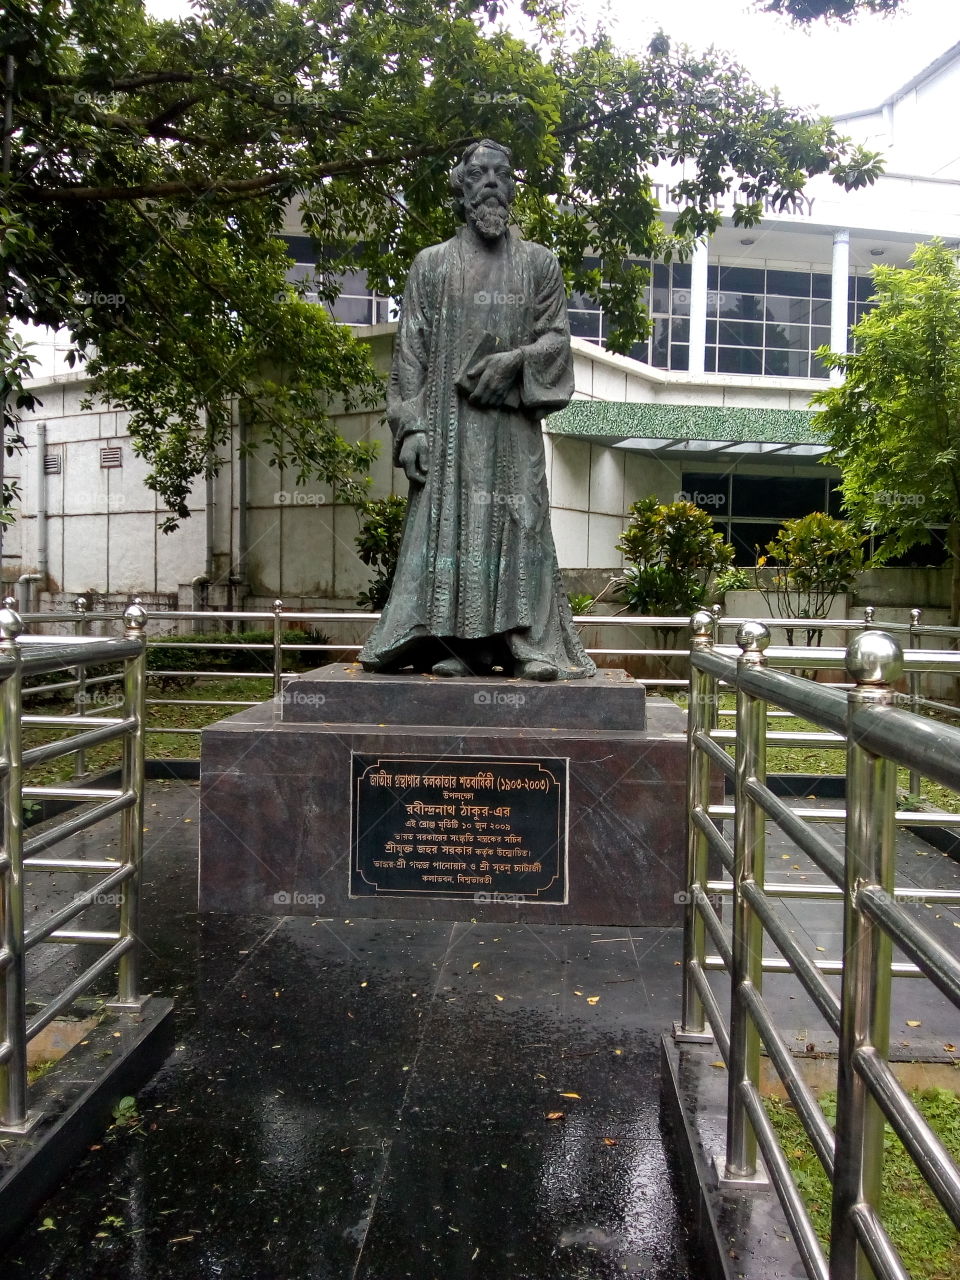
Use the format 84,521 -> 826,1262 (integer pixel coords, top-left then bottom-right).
830,229 -> 850,385
229,402 -> 248,627
36,420 -> 48,590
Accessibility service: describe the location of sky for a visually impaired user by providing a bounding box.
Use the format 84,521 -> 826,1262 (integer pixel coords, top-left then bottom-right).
143,0 -> 960,120
598,0 -> 960,116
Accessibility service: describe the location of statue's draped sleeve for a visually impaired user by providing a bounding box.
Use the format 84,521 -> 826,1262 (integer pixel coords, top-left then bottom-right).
517,249 -> 575,418
386,250 -> 434,466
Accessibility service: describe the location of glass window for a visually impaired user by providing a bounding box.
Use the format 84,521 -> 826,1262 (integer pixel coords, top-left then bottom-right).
719,266 -> 765,293
719,319 -> 764,346
810,299 -> 830,325
672,262 -> 692,288
812,272 -> 832,299
671,318 -> 690,344
855,274 -> 876,301
671,287 -> 691,317
765,296 -> 811,325
766,269 -> 810,297
706,264 -> 719,290
719,294 -> 766,323
569,310 -> 602,340
670,344 -> 689,371
330,296 -> 374,324
731,522 -> 783,565
681,473 -> 730,513
766,323 -> 811,351
811,326 -> 830,350
717,347 -> 762,375
733,475 -> 828,520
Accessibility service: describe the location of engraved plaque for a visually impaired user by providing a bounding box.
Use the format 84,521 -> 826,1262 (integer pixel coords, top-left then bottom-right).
350,754 -> 568,903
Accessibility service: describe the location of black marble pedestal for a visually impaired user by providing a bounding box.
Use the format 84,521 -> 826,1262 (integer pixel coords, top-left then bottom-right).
199,664 -> 688,926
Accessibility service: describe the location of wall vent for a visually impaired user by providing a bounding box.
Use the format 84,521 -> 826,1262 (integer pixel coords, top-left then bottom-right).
99,447 -> 122,469
43,454 -> 62,475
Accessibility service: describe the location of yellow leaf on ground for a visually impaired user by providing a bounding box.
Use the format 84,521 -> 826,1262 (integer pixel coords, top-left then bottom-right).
586,996 -> 600,1005
494,994 -> 504,1002
558,1091 -> 581,1099
546,1111 -> 565,1121
906,1020 -> 921,1027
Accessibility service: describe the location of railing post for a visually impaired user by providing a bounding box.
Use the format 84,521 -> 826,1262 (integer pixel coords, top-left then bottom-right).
73,593 -> 89,779
676,610 -> 717,1042
829,631 -> 902,1280
112,599 -> 148,1010
0,602 -> 28,1129
272,598 -> 284,698
908,608 -> 922,797
724,619 -> 770,1184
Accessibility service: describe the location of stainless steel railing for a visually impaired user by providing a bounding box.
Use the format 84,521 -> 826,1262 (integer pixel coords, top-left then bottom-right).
0,601 -> 149,1132
10,597 -> 960,767
678,610 -> 960,1280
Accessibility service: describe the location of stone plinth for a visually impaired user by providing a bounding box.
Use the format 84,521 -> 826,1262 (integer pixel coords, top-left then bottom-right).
199,664 -> 688,927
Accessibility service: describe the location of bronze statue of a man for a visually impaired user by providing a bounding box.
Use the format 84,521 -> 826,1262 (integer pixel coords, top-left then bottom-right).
359,139 -> 595,682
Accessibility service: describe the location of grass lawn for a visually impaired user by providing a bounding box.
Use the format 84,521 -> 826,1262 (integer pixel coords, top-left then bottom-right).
672,691 -> 960,816
766,1089 -> 960,1280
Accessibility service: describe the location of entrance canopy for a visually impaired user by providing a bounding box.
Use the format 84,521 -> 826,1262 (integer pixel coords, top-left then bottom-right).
546,401 -> 830,462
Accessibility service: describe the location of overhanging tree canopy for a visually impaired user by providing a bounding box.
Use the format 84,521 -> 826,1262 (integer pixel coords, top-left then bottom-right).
757,0 -> 904,19
3,0 -> 881,525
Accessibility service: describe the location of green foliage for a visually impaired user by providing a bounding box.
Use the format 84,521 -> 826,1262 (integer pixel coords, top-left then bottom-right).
612,498 -> 734,615
755,512 -> 866,634
767,1088 -> 960,1280
711,566 -> 750,599
147,628 -> 331,687
567,592 -> 594,615
813,240 -> 960,623
3,0 -> 882,525
355,496 -> 408,611
758,0 -> 903,19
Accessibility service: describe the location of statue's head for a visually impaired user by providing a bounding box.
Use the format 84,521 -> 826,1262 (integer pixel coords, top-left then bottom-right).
450,139 -> 515,240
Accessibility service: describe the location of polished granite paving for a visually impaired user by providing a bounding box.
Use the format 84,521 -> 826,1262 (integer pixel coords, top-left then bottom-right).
1,780 -> 700,1280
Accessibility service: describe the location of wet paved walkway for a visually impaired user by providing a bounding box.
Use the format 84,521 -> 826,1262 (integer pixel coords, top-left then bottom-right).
1,780 -> 701,1279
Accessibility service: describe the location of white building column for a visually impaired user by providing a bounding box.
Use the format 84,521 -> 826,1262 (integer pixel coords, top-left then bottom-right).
830,229 -> 850,383
687,239 -> 709,376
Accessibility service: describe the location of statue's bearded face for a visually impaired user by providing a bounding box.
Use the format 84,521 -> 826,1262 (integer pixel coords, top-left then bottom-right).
462,146 -> 513,241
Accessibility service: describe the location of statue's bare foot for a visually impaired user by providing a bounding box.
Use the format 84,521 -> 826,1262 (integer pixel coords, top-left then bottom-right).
516,659 -> 558,682
432,656 -> 472,677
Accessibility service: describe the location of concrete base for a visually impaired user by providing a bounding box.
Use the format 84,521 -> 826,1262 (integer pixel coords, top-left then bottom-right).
199,665 -> 689,926
660,1035 -> 804,1280
0,998 -> 175,1250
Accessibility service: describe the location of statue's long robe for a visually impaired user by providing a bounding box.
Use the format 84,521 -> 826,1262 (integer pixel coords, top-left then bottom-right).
359,226 -> 595,679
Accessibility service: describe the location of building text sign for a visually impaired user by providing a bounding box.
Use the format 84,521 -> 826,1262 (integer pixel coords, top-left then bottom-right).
350,754 -> 568,904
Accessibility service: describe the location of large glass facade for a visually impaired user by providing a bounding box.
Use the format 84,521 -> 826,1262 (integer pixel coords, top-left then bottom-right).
681,471 -> 946,566
282,234 -> 876,378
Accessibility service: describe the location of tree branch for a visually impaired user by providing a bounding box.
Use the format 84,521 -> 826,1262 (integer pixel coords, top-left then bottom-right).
20,136 -> 474,203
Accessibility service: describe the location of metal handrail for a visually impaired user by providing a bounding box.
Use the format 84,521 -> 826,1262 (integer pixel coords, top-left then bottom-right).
0,600 -> 149,1133
678,612 -> 960,1280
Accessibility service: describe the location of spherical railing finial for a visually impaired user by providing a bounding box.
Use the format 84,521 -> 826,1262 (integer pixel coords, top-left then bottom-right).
691,609 -> 715,642
274,598 -> 284,612
736,619 -> 771,657
863,605 -> 876,626
0,603 -> 23,643
2,595 -> 17,611
845,630 -> 903,687
910,607 -> 922,626
74,594 -> 88,613
123,598 -> 148,635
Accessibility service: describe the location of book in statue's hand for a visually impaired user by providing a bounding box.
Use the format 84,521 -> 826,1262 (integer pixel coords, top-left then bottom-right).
456,330 -> 522,408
